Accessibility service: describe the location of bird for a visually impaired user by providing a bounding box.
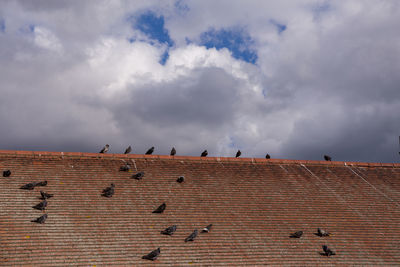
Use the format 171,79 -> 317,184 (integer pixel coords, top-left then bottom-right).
290,231 -> 303,238
265,154 -> 271,159
201,150 -> 208,157
170,147 -> 176,156
132,171 -> 144,180
152,203 -> 166,213
102,183 -> 115,198
177,176 -> 184,183
161,225 -> 177,235
235,150 -> 241,158
31,214 -> 48,224
35,181 -> 47,187
145,147 -> 154,155
324,155 -> 332,161
3,170 -> 11,177
322,245 -> 336,256
317,228 -> 331,237
142,247 -> 160,261
124,146 -> 132,154
40,191 -> 53,200
20,182 -> 36,190
120,163 -> 131,172
202,224 -> 213,233
33,200 -> 47,211
185,229 -> 198,242
100,144 -> 109,153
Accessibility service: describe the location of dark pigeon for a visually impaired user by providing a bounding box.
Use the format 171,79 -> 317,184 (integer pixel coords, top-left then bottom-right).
322,245 -> 336,256
201,150 -> 208,157
185,229 -> 198,242
3,170 -> 11,177
317,228 -> 331,237
124,146 -> 132,154
120,163 -> 131,172
31,214 -> 48,224
324,155 -> 332,161
40,191 -> 53,200
35,181 -> 47,187
100,144 -> 109,153
170,147 -> 176,156
145,147 -> 154,155
177,176 -> 184,183
20,182 -> 36,190
102,183 -> 115,198
235,150 -> 241,158
132,171 -> 144,180
202,224 -> 212,233
265,154 -> 271,159
33,200 -> 47,211
152,203 -> 166,213
142,247 -> 160,261
290,231 -> 303,238
161,225 -> 177,235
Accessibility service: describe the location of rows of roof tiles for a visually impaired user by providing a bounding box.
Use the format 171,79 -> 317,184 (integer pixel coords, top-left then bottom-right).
1,150 -> 400,265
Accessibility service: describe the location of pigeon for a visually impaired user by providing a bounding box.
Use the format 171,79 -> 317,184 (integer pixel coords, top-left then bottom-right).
322,245 -> 336,256
124,146 -> 132,154
317,228 -> 331,237
31,214 -> 48,224
202,224 -> 212,233
145,147 -> 154,155
102,183 -> 115,198
265,154 -> 271,159
185,229 -> 198,242
33,200 -> 47,211
235,150 -> 241,158
161,225 -> 177,235
201,150 -> 208,157
324,155 -> 332,161
152,203 -> 166,213
100,144 -> 109,153
20,182 -> 36,190
290,231 -> 303,238
132,171 -> 144,180
3,170 -> 11,177
120,163 -> 131,172
40,191 -> 53,200
177,176 -> 184,183
170,147 -> 176,156
142,247 -> 160,261
35,181 -> 47,187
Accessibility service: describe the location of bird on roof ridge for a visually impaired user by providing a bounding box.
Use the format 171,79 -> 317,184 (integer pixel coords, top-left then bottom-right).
317,228 -> 331,237
142,247 -> 160,261
35,181 -> 47,187
40,191 -> 53,200
100,144 -> 109,153
322,245 -> 336,256
185,229 -> 198,242
235,150 -> 241,158
132,171 -> 144,180
201,150 -> 208,157
201,224 -> 212,233
102,183 -> 115,198
177,176 -> 184,183
3,170 -> 11,177
124,146 -> 132,154
265,154 -> 271,159
145,147 -> 154,155
170,147 -> 176,156
20,182 -> 36,190
324,155 -> 332,161
120,163 -> 131,172
31,214 -> 48,224
161,225 -> 177,235
33,200 -> 47,211
152,203 -> 166,213
290,231 -> 303,238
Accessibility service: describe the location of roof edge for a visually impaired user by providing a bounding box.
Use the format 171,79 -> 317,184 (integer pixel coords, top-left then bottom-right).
0,149 -> 398,167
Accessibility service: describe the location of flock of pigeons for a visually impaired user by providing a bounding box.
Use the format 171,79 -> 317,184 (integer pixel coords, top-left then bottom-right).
1,146 -> 335,262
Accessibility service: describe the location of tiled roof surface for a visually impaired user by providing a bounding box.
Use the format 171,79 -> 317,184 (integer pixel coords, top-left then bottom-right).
1,150 -> 400,266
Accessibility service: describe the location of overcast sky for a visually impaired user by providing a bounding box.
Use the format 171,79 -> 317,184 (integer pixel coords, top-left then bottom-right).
0,0 -> 399,162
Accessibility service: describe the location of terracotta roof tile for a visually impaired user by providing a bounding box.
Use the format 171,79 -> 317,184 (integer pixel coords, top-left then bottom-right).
1,150 -> 400,265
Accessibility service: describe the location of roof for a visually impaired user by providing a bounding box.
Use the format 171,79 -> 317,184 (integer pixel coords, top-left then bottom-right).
1,149 -> 400,265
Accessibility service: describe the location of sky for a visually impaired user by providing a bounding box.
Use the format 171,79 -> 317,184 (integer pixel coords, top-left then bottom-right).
0,0 -> 399,163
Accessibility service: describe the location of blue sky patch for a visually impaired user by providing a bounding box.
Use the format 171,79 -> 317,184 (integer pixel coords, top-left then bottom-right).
135,11 -> 174,47
270,20 -> 287,34
199,27 -> 257,64
174,0 -> 190,15
0,18 -> 5,33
